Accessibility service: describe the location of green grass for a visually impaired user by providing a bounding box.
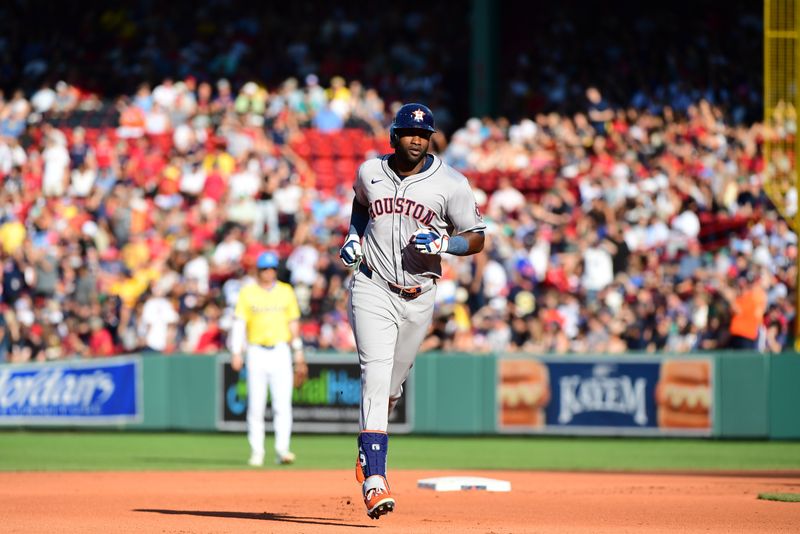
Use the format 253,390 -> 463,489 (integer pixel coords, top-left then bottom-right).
0,431 -> 799,472
758,493 -> 800,503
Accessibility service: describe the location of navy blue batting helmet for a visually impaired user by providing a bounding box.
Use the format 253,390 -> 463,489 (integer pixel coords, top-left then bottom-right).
390,103 -> 435,147
256,251 -> 279,270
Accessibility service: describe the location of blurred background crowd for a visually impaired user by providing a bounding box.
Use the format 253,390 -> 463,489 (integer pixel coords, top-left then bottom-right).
0,0 -> 791,362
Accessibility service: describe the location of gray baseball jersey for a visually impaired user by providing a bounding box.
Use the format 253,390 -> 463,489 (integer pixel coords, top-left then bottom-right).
349,153 -> 485,432
354,153 -> 486,287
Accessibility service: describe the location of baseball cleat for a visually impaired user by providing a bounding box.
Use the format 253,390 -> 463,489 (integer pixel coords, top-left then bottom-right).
367,498 -> 394,520
276,451 -> 296,465
363,475 -> 395,519
248,453 -> 264,467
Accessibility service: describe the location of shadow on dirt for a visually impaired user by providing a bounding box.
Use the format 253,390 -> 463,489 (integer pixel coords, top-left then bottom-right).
134,508 -> 375,528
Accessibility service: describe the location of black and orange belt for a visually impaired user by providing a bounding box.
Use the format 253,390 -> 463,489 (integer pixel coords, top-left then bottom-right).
358,263 -> 432,300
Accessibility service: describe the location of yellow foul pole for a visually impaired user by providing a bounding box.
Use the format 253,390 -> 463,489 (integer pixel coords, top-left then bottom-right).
763,0 -> 800,348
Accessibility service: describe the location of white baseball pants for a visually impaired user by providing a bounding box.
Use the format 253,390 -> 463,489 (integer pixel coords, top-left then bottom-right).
246,343 -> 294,458
348,270 -> 436,432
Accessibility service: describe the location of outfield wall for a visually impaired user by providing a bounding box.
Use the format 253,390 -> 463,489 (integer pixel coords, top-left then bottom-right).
0,352 -> 797,438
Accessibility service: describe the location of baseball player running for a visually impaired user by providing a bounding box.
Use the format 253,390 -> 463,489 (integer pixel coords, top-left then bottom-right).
340,103 -> 486,519
230,251 -> 308,466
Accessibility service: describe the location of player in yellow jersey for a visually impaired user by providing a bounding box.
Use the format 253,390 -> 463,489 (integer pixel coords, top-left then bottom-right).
230,251 -> 308,466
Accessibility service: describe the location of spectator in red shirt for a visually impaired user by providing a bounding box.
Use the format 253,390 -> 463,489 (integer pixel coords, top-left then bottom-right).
89,317 -> 116,357
195,304 -> 223,354
202,162 -> 227,203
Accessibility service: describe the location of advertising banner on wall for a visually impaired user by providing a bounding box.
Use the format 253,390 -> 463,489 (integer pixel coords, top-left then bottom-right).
217,353 -> 412,433
0,358 -> 142,425
497,356 -> 713,436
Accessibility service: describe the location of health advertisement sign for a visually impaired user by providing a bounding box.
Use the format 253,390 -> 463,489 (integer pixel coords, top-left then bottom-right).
218,353 -> 412,433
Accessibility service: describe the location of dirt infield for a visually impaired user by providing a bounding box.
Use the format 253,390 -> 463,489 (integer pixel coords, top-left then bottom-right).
3,470 -> 799,533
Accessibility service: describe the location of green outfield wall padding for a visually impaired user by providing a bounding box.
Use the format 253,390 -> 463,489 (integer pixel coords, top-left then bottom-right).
4,351 -> 798,438
135,356 -> 170,429
768,356 -> 800,439
412,353 -> 496,433
131,355 -> 218,431
716,353 -> 769,438
167,356 -> 218,430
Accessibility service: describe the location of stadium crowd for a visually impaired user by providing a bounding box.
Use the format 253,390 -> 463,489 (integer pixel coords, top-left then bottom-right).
0,70 -> 793,363
1,2 -> 760,132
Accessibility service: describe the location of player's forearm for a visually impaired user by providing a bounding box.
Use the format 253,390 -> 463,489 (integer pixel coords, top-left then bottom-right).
289,320 -> 304,361
447,231 -> 485,256
288,320 -> 301,345
230,318 -> 247,356
349,199 -> 369,238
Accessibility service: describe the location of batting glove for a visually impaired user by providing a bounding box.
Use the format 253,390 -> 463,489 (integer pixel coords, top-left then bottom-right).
412,228 -> 449,255
340,234 -> 363,267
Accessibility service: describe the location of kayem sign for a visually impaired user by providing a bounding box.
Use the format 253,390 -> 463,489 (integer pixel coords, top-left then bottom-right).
497,356 -> 713,436
218,353 -> 412,433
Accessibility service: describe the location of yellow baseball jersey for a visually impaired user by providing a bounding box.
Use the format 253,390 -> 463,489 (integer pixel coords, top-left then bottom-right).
234,281 -> 301,346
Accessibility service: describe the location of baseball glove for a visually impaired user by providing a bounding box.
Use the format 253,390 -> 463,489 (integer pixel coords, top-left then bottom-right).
293,361 -> 309,388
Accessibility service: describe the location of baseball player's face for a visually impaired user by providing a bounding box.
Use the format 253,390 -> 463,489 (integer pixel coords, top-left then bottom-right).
258,267 -> 277,285
395,129 -> 432,165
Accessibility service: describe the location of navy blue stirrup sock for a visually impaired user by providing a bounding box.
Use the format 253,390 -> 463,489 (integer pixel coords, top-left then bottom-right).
358,432 -> 388,478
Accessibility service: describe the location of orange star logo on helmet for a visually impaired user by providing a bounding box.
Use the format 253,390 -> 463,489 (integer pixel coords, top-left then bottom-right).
412,109 -> 425,122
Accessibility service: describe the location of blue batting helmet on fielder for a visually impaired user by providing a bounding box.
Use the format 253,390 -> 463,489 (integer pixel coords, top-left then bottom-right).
256,251 -> 279,270
390,103 -> 435,147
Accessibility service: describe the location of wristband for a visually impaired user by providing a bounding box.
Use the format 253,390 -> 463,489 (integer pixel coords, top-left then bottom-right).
446,235 -> 469,255
290,338 -> 303,351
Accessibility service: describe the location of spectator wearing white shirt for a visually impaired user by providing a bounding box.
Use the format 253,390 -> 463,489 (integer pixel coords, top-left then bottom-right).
0,137 -> 26,177
581,234 -> 614,295
181,310 -> 207,352
212,226 -> 246,280
179,161 -> 206,197
482,259 -> 508,301
70,161 -> 97,197
139,288 -> 179,352
643,214 -> 671,250
42,135 -> 70,197
286,242 -> 319,287
173,123 -> 197,154
528,227 -> 551,282
152,78 -> 177,110
30,83 -> 56,114
272,170 -> 303,221
145,103 -> 171,136
672,209 -> 700,239
229,158 -> 261,200
183,253 -> 210,295
488,176 -> 526,217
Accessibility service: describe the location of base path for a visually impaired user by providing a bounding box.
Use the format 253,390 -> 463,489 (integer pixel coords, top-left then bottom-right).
3,470 -> 799,533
